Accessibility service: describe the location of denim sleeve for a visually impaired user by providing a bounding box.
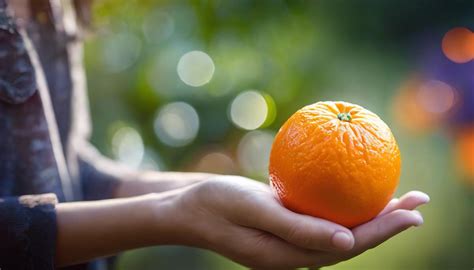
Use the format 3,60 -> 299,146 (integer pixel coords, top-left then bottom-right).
77,142 -> 121,201
0,1 -> 37,105
0,193 -> 58,270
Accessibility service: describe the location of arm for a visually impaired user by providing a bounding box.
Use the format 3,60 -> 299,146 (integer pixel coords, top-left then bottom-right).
55,192 -> 177,266
55,175 -> 429,269
114,171 -> 213,197
76,141 -> 213,199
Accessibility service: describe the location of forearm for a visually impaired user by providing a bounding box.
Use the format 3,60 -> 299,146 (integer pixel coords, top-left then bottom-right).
114,171 -> 215,198
76,139 -> 214,198
55,192 -> 178,266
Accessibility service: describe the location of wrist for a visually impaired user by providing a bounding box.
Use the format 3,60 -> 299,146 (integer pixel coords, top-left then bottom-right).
147,182 -> 218,248
56,194 -> 173,266
146,188 -> 195,246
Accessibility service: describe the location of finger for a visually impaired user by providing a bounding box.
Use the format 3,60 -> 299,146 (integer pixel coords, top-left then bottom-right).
377,198 -> 399,216
349,209 -> 423,255
229,226 -> 329,270
245,201 -> 354,252
378,191 -> 430,216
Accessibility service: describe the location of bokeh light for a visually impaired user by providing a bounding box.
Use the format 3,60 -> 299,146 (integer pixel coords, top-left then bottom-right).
142,10 -> 175,44
237,130 -> 275,178
140,149 -> 165,171
154,102 -> 200,147
393,77 -> 457,133
441,27 -> 474,63
455,128 -> 474,183
229,90 -> 269,130
194,151 -> 237,174
416,80 -> 456,114
261,93 -> 277,128
177,51 -> 215,87
147,43 -> 202,98
102,32 -> 142,73
111,126 -> 144,169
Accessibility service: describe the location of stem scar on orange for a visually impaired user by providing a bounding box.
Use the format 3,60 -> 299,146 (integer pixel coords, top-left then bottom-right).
269,101 -> 401,228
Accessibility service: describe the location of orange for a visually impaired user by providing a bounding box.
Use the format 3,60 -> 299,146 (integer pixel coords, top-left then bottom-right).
269,101 -> 401,228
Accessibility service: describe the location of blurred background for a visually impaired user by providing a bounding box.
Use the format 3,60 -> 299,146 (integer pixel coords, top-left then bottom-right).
82,1 -> 473,269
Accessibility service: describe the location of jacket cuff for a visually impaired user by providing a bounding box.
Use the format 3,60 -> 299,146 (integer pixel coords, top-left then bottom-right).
0,193 -> 58,270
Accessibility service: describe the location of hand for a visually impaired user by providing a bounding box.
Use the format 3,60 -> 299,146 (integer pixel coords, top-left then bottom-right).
165,175 -> 429,270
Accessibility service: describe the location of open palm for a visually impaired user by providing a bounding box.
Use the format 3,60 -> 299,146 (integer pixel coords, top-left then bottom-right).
175,176 -> 429,269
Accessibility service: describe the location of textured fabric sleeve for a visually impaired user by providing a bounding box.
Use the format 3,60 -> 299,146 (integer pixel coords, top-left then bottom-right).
0,193 -> 58,270
77,142 -> 123,201
0,1 -> 37,105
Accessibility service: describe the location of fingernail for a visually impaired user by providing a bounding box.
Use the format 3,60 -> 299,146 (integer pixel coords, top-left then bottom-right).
332,231 -> 354,250
420,193 -> 430,204
412,210 -> 424,227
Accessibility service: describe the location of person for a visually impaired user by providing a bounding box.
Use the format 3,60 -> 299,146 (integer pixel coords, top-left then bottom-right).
0,1 -> 429,269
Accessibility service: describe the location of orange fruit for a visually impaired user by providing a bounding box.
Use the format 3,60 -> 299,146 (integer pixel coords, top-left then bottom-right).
269,101 -> 401,228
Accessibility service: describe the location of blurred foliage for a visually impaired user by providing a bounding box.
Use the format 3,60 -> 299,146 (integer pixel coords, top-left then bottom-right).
83,0 -> 474,269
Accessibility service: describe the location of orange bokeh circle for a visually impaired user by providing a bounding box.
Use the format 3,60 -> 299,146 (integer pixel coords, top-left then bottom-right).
442,27 -> 474,63
455,128 -> 474,184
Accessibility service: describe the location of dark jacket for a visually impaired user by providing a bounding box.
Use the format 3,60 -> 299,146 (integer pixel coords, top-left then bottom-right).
0,0 -> 119,269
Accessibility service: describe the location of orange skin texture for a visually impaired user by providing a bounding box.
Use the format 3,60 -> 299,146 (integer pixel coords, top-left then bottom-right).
269,101 -> 401,228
